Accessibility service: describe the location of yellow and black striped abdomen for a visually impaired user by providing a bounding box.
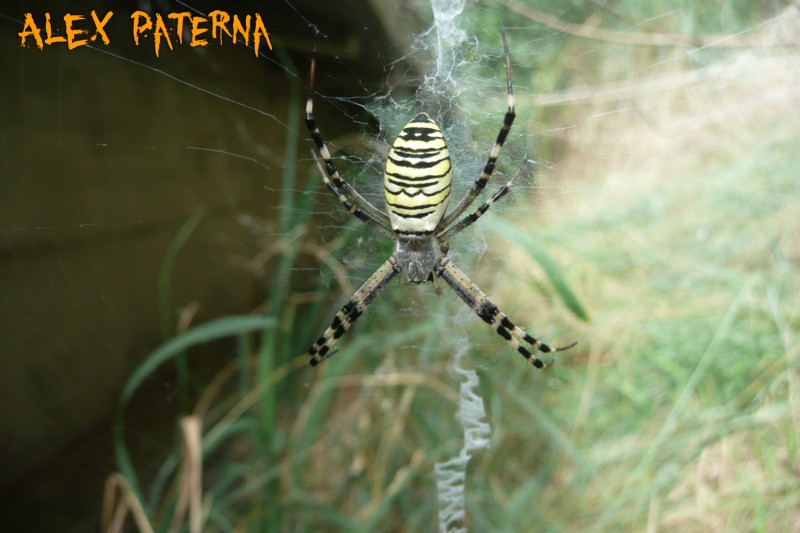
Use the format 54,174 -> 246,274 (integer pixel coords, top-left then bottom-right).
384,113 -> 452,236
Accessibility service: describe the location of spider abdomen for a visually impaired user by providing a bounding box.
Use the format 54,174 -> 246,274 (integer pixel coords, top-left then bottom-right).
384,113 -> 452,237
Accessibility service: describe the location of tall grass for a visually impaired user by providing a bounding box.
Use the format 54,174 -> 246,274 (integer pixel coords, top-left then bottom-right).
478,3 -> 800,530
105,2 -> 799,531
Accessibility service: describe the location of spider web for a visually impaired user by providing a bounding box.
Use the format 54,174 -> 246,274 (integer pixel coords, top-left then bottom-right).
0,0 -> 572,529
5,0 -> 799,529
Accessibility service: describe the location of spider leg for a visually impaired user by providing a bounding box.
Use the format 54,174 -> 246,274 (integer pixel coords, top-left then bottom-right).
310,151 -> 393,238
438,27 -> 515,231
435,258 -> 575,368
309,256 -> 400,365
305,49 -> 393,234
438,158 -> 528,241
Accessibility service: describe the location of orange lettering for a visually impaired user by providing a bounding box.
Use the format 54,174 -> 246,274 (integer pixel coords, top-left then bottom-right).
124,10 -> 270,57
65,14 -> 87,50
131,11 -> 152,46
232,15 -> 250,46
190,16 -> 208,47
152,14 -> 173,57
209,11 -> 232,44
90,11 -> 113,45
44,12 -> 66,45
253,14 -> 272,57
18,13 -> 44,49
167,12 -> 191,44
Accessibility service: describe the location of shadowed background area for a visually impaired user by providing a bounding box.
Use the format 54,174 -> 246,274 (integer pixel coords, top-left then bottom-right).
0,0 -> 406,529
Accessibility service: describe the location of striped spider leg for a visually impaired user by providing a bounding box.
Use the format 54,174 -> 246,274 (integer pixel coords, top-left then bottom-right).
305,29 -> 575,367
304,45 -> 394,238
436,27 -> 516,231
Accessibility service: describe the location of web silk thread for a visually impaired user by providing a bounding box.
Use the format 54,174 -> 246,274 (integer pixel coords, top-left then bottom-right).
434,347 -> 491,533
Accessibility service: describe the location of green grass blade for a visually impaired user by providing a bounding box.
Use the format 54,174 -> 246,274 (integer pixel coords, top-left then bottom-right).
114,315 -> 276,503
482,216 -> 589,321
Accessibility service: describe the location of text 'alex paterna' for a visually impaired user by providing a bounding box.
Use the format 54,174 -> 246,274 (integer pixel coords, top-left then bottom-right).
18,10 -> 272,57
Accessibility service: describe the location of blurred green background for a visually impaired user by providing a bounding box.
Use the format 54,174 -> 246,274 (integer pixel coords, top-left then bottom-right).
1,0 -> 798,531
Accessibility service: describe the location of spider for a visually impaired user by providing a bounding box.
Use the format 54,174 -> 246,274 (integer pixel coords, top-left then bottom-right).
304,29 -> 575,368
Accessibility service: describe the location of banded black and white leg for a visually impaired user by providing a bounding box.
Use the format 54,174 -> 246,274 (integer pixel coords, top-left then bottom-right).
438,158 -> 528,242
435,258 -> 575,368
308,151 -> 394,238
308,257 -> 400,365
437,27 -> 516,231
305,51 -> 394,236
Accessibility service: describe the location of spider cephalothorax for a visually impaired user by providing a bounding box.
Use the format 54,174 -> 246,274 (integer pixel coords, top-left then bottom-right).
304,29 -> 575,367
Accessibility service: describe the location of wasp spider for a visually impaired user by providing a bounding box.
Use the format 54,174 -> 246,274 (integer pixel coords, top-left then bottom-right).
304,29 -> 575,368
